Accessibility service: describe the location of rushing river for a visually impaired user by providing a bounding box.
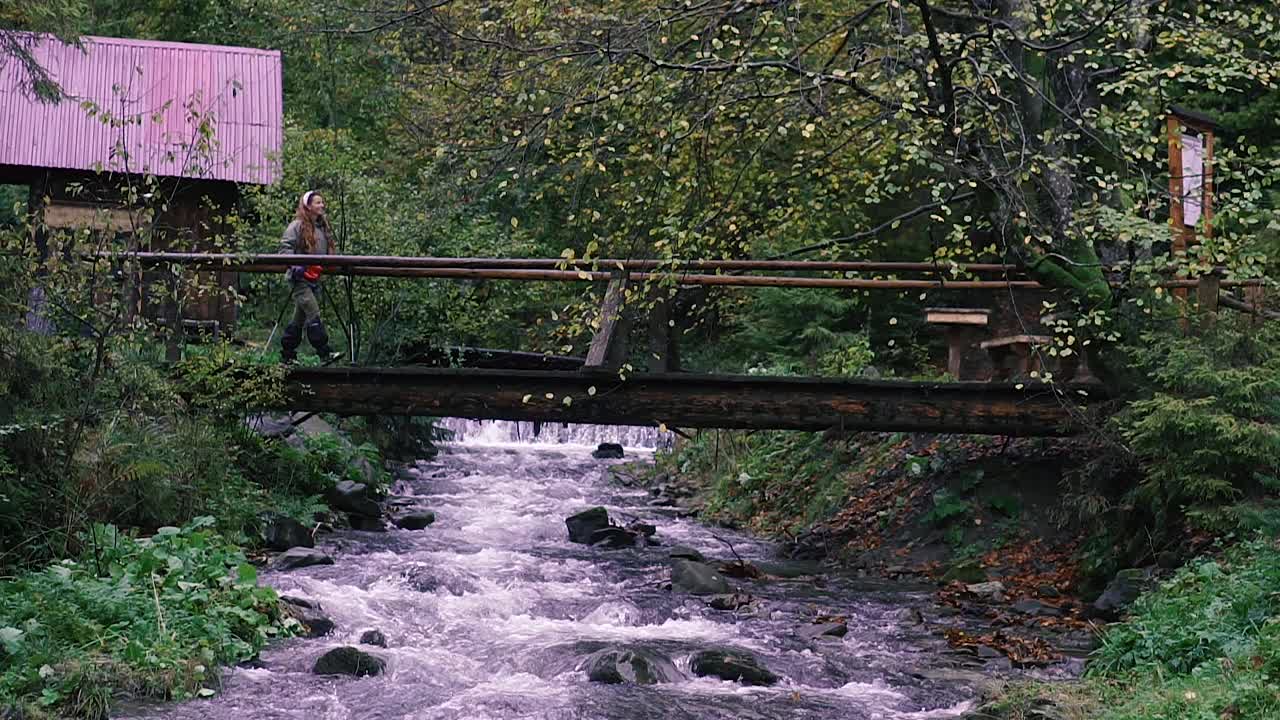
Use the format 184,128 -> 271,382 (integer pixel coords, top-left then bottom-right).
121,421 -> 989,720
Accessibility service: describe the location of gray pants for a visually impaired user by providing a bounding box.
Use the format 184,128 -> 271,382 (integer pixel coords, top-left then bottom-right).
280,282 -> 331,360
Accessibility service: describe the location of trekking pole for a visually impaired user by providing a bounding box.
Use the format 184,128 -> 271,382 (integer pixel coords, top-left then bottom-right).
259,286 -> 294,361
321,287 -> 356,364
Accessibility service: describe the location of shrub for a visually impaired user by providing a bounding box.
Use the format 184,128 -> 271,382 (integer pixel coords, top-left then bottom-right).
0,518 -> 295,718
1111,318 -> 1280,536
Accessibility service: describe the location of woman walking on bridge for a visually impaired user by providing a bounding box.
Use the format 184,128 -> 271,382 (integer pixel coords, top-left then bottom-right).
280,190 -> 341,363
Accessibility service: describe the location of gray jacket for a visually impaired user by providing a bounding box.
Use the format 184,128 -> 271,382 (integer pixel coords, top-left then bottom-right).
280,219 -> 332,256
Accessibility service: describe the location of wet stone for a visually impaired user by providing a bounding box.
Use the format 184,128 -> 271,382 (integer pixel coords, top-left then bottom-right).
273,547 -> 334,571
281,596 -> 335,638
589,526 -> 640,549
566,507 -> 612,544
668,546 -> 706,563
394,511 -> 436,530
670,559 -> 731,595
627,521 -> 657,537
313,646 -> 386,677
328,480 -> 382,518
359,629 -> 388,648
347,512 -> 386,532
591,442 -> 625,459
688,649 -> 778,686
583,647 -> 680,685
262,514 -> 313,551
798,622 -> 848,641
707,593 -> 754,611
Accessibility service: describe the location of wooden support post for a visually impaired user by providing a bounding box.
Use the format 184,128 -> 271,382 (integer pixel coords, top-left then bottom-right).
583,270 -> 630,371
646,289 -> 682,372
1244,285 -> 1267,327
1196,274 -> 1220,329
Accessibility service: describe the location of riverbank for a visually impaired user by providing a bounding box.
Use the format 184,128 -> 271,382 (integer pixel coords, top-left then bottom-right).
643,428 -> 1280,719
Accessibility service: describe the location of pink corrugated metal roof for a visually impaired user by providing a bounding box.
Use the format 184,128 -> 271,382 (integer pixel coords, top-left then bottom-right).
0,33 -> 282,184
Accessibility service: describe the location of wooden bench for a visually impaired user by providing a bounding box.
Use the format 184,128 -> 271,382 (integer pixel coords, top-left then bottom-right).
925,307 -> 991,380
980,334 -> 1051,381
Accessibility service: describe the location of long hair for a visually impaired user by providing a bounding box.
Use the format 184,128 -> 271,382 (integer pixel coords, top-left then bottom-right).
293,191 -> 331,254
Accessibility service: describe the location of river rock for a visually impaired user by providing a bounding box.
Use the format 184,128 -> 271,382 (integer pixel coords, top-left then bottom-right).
273,547 -> 334,571
395,511 -> 436,530
1012,598 -> 1062,617
246,413 -> 296,439
566,507 -> 612,544
627,521 -> 657,537
707,593 -> 754,611
671,559 -> 731,595
313,646 -> 386,677
965,581 -> 1006,601
583,647 -> 680,685
798,622 -> 848,641
1089,568 -> 1150,620
589,526 -> 640,549
328,480 -> 382,518
359,629 -> 388,648
262,514 -> 314,551
281,596 -> 335,637
592,443 -> 625,459
347,512 -> 386,532
668,546 -> 706,562
689,649 -> 778,686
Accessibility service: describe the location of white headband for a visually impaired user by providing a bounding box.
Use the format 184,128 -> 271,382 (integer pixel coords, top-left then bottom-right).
301,190 -> 317,207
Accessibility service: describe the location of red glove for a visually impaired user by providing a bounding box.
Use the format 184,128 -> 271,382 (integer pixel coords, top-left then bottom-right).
303,265 -> 323,282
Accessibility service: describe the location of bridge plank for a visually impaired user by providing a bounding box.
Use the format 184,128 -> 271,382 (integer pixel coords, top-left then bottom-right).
274,367 -> 1101,436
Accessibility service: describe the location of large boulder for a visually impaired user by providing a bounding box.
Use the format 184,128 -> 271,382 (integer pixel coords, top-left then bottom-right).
313,646 -> 386,677
394,511 -> 436,530
689,649 -> 778,686
566,507 -> 612,544
328,481 -> 382,518
281,596 -> 335,637
583,648 -> 680,685
671,560 -> 731,595
1090,568 -> 1151,620
273,547 -> 334,571
263,514 -> 314,551
592,443 -> 625,459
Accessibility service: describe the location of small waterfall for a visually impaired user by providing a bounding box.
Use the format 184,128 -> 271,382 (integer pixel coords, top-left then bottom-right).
437,418 -> 670,449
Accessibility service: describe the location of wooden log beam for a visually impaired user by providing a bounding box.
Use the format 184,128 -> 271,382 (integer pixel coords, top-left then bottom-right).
99,251 -> 1023,275
272,367 -> 1102,436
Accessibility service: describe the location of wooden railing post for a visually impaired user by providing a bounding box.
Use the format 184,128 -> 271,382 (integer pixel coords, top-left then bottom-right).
1196,274 -> 1220,330
583,269 -> 630,371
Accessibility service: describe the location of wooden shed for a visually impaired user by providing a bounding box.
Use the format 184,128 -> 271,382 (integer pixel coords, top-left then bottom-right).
0,32 -> 283,335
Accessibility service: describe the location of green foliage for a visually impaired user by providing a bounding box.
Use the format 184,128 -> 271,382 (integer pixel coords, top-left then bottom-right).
1092,538 -> 1280,677
1112,319 -> 1280,535
672,429 -> 881,535
0,518 -> 295,717
923,488 -> 971,526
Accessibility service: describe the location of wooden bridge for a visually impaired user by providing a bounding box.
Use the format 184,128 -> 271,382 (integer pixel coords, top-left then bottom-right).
278,365 -> 1101,436
100,251 -> 1270,437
